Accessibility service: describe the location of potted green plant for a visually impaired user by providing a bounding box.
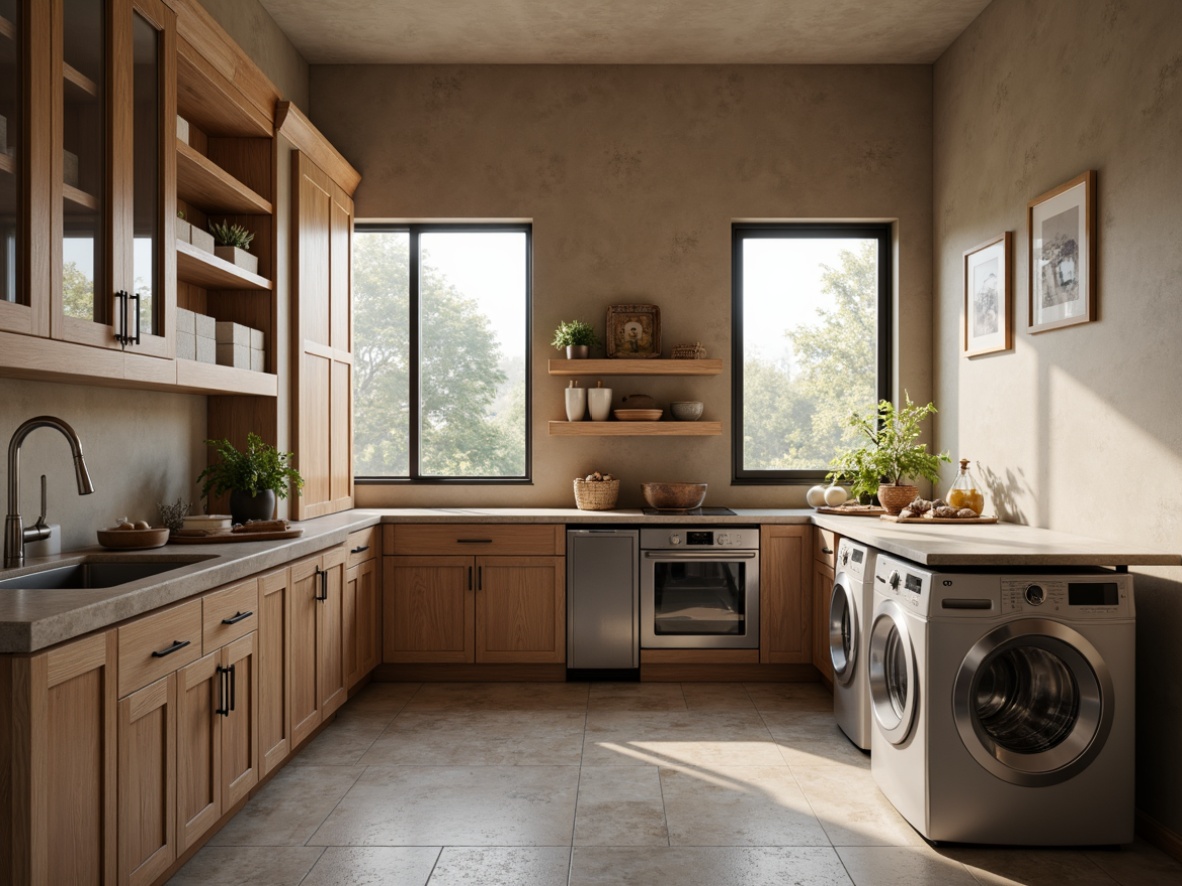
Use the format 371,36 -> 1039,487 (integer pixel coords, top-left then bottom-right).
209,220 -> 258,275
197,432 -> 303,524
827,396 -> 950,514
551,319 -> 598,359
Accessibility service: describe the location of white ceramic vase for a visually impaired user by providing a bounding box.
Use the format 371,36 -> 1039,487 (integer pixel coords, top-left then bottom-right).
587,387 -> 612,421
565,386 -> 587,421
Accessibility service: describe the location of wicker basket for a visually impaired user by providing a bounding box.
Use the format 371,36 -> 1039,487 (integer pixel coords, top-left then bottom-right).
671,342 -> 707,359
573,478 -> 620,510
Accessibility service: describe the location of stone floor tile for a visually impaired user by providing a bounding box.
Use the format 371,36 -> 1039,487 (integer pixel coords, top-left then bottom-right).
402,681 -> 589,712
744,681 -> 835,713
291,716 -> 390,766
209,765 -> 365,847
837,846 -> 980,886
335,682 -> 423,721
574,765 -> 668,846
165,845 -> 324,885
793,765 -> 926,847
587,682 -> 687,712
660,763 -> 830,846
359,710 -> 586,766
308,765 -> 579,846
681,682 -> 758,711
942,847 -> 1119,885
583,709 -> 781,768
428,847 -> 572,886
762,709 -> 871,769
302,847 -> 441,886
570,846 -> 853,886
1085,839 -> 1182,886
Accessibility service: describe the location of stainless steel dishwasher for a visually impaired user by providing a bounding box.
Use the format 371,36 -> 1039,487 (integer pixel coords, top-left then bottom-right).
566,528 -> 639,676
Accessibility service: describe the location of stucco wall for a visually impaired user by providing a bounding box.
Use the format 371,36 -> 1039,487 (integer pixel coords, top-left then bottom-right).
197,0 -> 310,108
933,0 -> 1182,836
309,64 -> 934,509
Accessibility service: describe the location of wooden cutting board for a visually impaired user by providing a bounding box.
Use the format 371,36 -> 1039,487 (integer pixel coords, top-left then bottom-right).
815,504 -> 886,517
879,515 -> 998,524
169,528 -> 304,544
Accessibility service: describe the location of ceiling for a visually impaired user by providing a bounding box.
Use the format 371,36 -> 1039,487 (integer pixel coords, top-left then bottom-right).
256,0 -> 993,65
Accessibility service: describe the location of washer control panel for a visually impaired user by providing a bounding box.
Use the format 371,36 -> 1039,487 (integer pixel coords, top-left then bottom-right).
873,554 -> 929,609
836,538 -> 875,583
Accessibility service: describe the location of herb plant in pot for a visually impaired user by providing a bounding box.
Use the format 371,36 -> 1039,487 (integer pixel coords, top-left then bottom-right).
197,432 -> 304,525
828,396 -> 950,515
209,220 -> 258,275
551,319 -> 598,359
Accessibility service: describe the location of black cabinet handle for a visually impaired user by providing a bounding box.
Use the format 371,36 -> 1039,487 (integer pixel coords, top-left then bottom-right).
130,291 -> 141,345
221,610 -> 253,625
151,639 -> 190,658
314,565 -> 327,601
457,538 -> 492,544
476,566 -> 482,591
229,663 -> 236,713
350,545 -> 369,554
215,664 -> 231,716
468,566 -> 473,591
821,547 -> 833,554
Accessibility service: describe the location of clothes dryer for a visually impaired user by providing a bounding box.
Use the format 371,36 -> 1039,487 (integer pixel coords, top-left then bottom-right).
830,538 -> 878,750
867,554 -> 1135,845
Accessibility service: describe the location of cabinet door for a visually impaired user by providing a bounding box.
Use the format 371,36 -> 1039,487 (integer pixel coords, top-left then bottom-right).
118,673 -> 175,886
289,553 -> 323,747
344,557 -> 379,688
221,631 -> 259,809
318,545 -> 347,720
175,651 -> 221,854
475,556 -> 565,664
382,556 -> 474,663
812,560 -> 836,684
258,567 -> 292,777
759,525 -> 812,664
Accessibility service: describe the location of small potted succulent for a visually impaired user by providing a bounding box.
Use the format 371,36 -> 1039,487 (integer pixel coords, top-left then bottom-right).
827,395 -> 950,514
209,220 -> 258,275
197,432 -> 303,524
551,319 -> 598,359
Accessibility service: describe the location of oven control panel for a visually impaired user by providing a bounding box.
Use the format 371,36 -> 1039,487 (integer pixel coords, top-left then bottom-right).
640,527 -> 760,550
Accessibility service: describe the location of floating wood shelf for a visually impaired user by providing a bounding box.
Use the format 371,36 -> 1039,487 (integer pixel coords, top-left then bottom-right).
177,240 -> 271,291
0,150 -> 12,177
548,358 -> 722,377
0,14 -> 14,41
176,140 -> 272,215
175,358 -> 277,397
63,62 -> 99,99
63,183 -> 98,213
549,420 -> 722,437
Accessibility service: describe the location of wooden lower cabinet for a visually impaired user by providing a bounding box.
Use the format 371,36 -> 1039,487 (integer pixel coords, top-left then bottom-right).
383,555 -> 565,665
759,525 -> 812,664
812,559 -> 836,684
118,674 -> 176,886
290,546 -> 348,748
258,567 -> 293,777
0,630 -> 119,885
344,556 -> 381,687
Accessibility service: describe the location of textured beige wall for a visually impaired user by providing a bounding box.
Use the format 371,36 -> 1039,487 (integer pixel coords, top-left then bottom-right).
197,0 -> 310,108
309,64 -> 934,509
0,381 -> 207,553
933,0 -> 1182,835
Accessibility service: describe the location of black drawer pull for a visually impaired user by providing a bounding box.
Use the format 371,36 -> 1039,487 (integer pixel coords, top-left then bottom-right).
229,663 -> 236,712
151,639 -> 190,658
221,610 -> 253,625
821,547 -> 833,554
457,538 -> 492,544
350,544 -> 370,554
216,664 -> 231,716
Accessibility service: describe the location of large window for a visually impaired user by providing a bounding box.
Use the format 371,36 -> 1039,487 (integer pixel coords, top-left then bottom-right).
353,224 -> 531,482
732,223 -> 891,482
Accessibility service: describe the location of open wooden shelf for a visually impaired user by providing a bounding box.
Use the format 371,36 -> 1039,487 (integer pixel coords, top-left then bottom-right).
63,182 -> 98,212
177,240 -> 271,291
0,14 -> 14,41
0,150 -> 12,177
63,62 -> 99,99
548,358 -> 723,377
176,140 -> 272,214
175,358 -> 277,397
549,420 -> 722,437
177,39 -> 274,139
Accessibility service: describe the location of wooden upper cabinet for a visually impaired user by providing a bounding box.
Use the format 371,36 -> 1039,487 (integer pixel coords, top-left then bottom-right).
281,103 -> 360,521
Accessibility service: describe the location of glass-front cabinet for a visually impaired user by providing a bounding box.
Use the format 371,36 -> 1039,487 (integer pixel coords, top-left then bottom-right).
0,0 -> 32,333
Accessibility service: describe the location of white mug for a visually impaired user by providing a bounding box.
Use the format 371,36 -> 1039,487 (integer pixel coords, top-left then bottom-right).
565,387 -> 587,421
587,387 -> 612,421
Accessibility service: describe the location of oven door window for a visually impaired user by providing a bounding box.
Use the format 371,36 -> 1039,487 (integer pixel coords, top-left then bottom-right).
652,560 -> 747,636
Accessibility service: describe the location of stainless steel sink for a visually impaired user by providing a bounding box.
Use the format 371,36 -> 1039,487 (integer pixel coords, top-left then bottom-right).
0,558 -> 209,590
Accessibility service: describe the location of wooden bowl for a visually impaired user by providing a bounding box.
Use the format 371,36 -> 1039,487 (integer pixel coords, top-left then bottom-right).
642,482 -> 708,511
96,528 -> 170,550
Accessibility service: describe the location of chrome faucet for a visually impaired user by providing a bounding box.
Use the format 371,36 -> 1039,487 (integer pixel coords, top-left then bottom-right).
4,416 -> 95,568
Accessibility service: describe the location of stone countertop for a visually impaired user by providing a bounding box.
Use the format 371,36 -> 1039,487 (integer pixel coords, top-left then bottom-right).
2,507 -> 1177,654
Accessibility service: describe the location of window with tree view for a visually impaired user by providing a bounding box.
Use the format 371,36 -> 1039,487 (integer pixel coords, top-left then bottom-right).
353,225 -> 531,481
733,223 -> 891,481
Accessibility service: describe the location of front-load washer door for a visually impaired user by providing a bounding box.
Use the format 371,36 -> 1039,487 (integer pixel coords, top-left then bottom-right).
829,575 -> 859,685
868,600 -> 918,745
953,619 -> 1114,787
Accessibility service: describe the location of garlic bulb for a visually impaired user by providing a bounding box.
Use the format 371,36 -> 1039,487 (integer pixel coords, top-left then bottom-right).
806,485 -> 827,508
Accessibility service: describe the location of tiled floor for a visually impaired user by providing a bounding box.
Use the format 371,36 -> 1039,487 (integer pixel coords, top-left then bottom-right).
167,681 -> 1182,886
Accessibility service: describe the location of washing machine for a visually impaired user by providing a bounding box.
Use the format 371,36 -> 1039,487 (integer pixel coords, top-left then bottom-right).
867,553 -> 1135,845
830,538 -> 879,750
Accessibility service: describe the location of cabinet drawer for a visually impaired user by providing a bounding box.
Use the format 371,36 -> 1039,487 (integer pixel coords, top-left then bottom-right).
813,528 -> 838,569
203,578 -> 260,649
118,599 -> 203,696
347,526 -> 379,567
389,523 -> 563,556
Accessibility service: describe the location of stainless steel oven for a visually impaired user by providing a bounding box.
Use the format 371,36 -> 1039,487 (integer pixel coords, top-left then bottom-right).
640,527 -> 760,649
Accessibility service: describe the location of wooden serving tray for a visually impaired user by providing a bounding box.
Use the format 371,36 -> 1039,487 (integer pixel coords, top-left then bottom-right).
815,504 -> 886,517
170,528 -> 304,544
880,515 -> 998,524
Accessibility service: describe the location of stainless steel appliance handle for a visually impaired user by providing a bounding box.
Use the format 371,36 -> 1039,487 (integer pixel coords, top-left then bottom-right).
643,551 -> 757,560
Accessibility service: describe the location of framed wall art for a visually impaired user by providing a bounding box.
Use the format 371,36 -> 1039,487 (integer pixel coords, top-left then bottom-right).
606,303 -> 661,358
1028,170 -> 1096,333
963,232 -> 1012,357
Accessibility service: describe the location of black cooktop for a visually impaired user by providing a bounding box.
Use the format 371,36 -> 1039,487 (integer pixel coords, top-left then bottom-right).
641,507 -> 737,516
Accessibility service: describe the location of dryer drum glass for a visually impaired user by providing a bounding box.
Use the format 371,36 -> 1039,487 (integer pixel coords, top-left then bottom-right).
884,629 -> 909,718
974,646 -> 1080,754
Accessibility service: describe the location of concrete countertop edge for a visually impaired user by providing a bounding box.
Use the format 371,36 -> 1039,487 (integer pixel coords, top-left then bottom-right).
1,507 -> 1177,654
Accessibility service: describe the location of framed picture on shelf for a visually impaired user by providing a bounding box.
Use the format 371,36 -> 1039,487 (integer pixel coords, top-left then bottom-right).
606,303 -> 661,358
1028,170 -> 1096,333
963,232 -> 1012,357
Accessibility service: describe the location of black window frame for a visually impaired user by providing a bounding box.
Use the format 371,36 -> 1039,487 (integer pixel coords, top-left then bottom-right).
353,221 -> 533,485
731,222 -> 892,484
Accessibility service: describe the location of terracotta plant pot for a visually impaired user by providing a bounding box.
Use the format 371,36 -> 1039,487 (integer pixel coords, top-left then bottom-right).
877,484 -> 918,516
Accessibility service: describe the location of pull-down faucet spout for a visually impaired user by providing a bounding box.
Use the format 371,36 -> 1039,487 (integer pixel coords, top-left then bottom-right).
4,416 -> 95,569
